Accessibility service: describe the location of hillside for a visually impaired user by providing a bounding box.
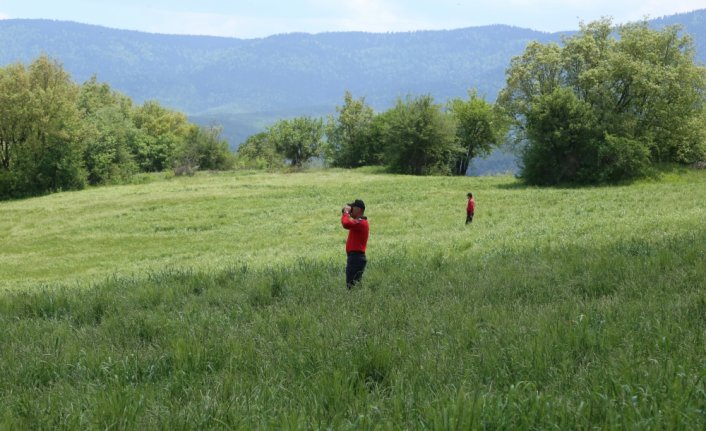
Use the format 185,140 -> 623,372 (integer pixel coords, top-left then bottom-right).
1,10 -> 705,151
0,169 -> 704,428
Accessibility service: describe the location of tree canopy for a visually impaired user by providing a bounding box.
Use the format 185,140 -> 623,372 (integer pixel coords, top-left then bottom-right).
326,91 -> 380,168
448,91 -> 508,176
498,19 -> 706,185
0,56 -> 234,200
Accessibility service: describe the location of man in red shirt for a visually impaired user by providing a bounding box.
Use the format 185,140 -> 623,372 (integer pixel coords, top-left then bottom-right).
466,192 -> 475,225
341,199 -> 369,288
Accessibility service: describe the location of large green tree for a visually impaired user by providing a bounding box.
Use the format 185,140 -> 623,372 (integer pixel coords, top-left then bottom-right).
4,56 -> 86,196
175,125 -> 234,172
79,76 -> 138,184
498,19 -> 706,184
448,91 -> 507,176
0,64 -> 31,173
326,91 -> 381,168
383,94 -> 460,175
268,117 -> 324,167
131,100 -> 191,172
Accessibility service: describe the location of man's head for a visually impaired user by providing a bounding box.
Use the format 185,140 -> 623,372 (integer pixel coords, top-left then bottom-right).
348,199 -> 365,218
467,192 -> 473,198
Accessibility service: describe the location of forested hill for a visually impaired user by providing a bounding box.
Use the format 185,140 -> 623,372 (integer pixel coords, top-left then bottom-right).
1,10 -> 705,146
0,20 -> 555,113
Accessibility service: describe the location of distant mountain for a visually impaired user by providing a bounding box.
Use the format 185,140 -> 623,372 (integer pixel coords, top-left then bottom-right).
1,10 -> 705,154
0,20 -> 561,145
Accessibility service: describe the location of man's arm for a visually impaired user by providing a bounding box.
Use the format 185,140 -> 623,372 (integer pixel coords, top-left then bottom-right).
342,205 -> 367,230
341,211 -> 359,229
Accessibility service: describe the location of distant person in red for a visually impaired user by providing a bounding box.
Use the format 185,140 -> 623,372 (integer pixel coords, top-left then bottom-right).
341,199 -> 369,288
466,192 -> 475,225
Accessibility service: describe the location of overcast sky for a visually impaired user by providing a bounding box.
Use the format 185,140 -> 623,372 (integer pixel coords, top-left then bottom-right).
1,0 -> 704,38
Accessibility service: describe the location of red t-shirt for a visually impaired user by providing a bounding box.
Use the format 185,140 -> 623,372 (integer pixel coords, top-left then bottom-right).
341,213 -> 369,253
467,197 -> 475,214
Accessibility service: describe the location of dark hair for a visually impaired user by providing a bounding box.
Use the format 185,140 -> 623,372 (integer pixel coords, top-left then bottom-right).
467,192 -> 473,198
348,199 -> 365,211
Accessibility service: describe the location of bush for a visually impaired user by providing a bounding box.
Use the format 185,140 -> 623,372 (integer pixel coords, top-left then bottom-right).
597,135 -> 652,182
521,88 -> 601,185
0,170 -> 17,200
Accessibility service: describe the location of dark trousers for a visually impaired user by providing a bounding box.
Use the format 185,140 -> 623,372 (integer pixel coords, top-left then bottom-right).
346,252 -> 367,288
466,211 -> 474,224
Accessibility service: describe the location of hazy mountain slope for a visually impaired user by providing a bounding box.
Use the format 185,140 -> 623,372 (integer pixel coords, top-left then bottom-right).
0,20 -> 557,124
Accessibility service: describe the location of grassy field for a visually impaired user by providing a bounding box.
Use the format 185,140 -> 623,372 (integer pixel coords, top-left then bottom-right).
1,168 -> 705,429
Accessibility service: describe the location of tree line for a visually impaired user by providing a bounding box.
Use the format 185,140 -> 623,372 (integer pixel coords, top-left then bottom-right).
236,90 -> 506,176
2,20 -> 705,201
238,20 -> 706,184
0,56 -> 234,200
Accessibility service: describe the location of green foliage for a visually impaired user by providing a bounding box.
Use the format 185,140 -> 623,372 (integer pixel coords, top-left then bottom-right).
522,87 -> 602,184
0,58 -> 237,200
79,77 -> 139,184
235,131 -> 285,170
326,91 -> 382,167
0,63 -> 31,171
383,94 -> 461,175
268,116 -> 325,167
174,125 -> 234,172
597,134 -> 652,183
499,19 -> 706,185
131,101 -> 191,172
81,106 -> 139,185
2,56 -> 86,196
448,91 -> 508,175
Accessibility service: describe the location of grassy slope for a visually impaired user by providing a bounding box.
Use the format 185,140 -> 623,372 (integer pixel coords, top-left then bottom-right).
0,168 -> 704,429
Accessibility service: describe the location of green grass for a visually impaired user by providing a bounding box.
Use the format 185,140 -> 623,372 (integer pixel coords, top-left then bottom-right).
1,168 -> 705,429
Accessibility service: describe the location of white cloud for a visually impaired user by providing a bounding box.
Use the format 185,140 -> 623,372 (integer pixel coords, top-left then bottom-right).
127,10 -> 259,38
35,1 -> 704,38
320,0 -> 444,33
0,12 -> 10,20
627,0 -> 706,21
144,1 -> 434,37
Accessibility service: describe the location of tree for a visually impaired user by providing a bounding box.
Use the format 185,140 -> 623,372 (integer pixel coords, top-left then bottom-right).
383,94 -> 460,175
498,19 -> 706,184
81,106 -> 139,184
268,117 -> 324,167
1,56 -> 236,199
448,91 -> 507,176
0,64 -> 32,173
79,76 -> 138,184
8,56 -> 86,196
175,125 -> 234,172
522,87 -> 603,185
131,100 -> 191,172
610,21 -> 706,164
326,91 -> 381,167
235,132 -> 284,169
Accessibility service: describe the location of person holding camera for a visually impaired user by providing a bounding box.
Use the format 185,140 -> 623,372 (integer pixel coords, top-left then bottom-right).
341,199 -> 369,289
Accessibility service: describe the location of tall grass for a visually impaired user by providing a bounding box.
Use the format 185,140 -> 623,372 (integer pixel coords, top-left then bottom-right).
0,168 -> 704,429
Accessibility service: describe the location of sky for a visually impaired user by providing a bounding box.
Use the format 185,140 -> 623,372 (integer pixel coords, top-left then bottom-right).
0,0 -> 704,39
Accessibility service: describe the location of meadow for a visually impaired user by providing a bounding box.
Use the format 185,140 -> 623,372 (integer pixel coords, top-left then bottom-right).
0,168 -> 704,429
